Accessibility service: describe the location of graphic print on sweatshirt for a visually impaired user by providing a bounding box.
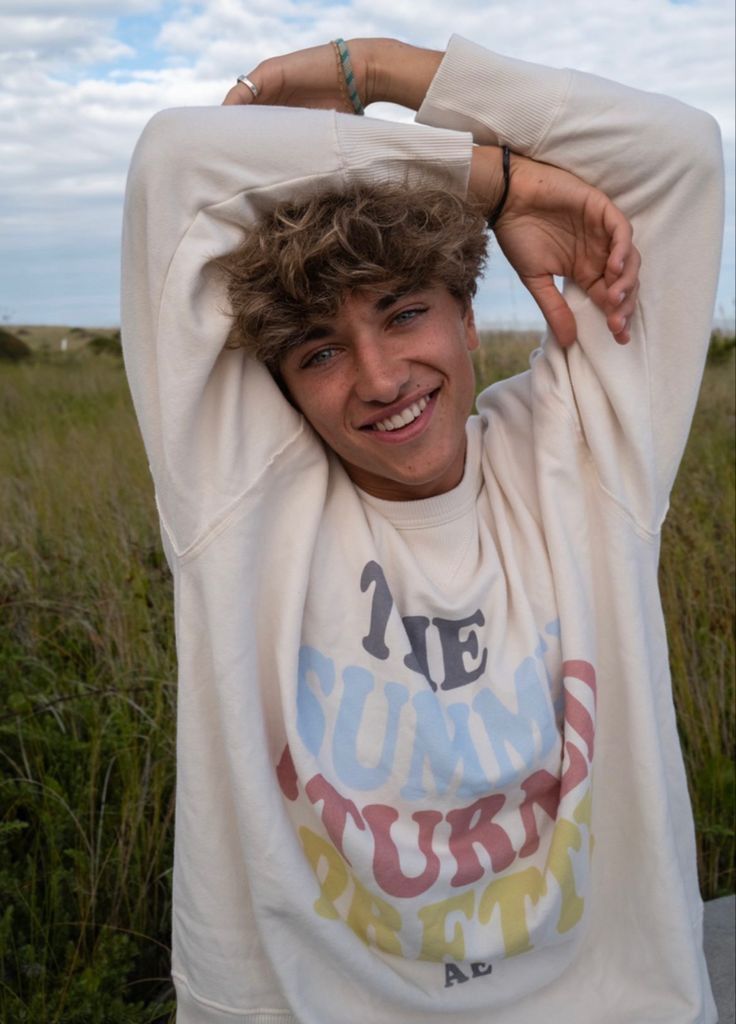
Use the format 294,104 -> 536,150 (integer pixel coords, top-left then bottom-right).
276,560 -> 596,966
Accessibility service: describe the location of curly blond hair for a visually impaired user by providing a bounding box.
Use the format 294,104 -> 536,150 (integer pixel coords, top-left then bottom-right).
219,182 -> 488,369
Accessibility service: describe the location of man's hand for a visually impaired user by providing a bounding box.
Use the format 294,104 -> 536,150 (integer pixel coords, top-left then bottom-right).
472,149 -> 640,347
223,41 -> 362,111
222,39 -> 441,113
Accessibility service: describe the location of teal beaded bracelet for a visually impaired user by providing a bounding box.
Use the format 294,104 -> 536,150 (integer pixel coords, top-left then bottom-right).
334,38 -> 365,115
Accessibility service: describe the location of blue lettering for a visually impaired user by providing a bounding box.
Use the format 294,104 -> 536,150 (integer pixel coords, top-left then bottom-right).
332,668 -> 409,790
402,692 -> 488,800
296,646 -> 335,756
472,656 -> 556,787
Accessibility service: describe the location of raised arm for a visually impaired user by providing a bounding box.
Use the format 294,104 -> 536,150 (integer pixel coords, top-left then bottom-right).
224,39 -> 640,348
227,36 -> 723,526
122,101 -> 472,554
415,36 -> 725,528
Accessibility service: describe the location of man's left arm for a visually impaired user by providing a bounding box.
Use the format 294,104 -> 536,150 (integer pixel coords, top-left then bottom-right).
417,36 -> 725,529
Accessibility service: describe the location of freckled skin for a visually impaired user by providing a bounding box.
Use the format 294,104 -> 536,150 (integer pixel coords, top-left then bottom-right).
278,286 -> 480,501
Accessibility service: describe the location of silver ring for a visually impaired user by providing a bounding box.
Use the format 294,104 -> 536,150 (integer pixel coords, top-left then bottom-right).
236,74 -> 259,99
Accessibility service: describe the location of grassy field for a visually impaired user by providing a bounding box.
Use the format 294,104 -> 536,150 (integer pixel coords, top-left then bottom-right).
0,331 -> 733,1021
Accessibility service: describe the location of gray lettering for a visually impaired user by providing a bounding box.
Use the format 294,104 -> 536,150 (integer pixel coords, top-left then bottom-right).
434,610 -> 488,691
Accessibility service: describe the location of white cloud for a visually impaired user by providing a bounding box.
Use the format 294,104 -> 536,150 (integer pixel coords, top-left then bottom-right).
1,0 -> 162,13
0,0 -> 733,325
0,15 -> 131,67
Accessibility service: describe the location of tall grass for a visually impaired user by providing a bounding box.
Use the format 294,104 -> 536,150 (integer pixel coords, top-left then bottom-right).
658,349 -> 735,898
1,356 -> 177,1022
0,337 -> 733,1019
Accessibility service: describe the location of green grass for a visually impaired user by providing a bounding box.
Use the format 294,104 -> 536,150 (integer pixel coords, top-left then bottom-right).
658,348 -> 736,899
0,336 -> 733,1020
0,354 -> 177,1022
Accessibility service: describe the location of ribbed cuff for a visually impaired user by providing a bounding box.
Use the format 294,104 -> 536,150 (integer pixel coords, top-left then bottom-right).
416,34 -> 572,156
174,974 -> 297,1024
335,111 -> 472,193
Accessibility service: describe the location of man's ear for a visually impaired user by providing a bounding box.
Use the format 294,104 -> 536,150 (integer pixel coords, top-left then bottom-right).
463,303 -> 480,353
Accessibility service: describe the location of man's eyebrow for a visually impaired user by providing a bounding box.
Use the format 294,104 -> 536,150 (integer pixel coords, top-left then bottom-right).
301,325 -> 333,342
374,292 -> 402,312
286,291 -> 410,353
283,325 -> 333,353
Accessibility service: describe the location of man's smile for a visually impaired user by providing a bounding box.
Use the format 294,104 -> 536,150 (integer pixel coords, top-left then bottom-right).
359,390 -> 438,442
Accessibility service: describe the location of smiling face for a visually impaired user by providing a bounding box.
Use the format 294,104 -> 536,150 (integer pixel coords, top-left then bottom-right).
278,285 -> 480,500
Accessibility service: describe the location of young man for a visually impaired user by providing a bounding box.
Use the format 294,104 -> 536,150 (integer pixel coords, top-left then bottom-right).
122,35 -> 723,1024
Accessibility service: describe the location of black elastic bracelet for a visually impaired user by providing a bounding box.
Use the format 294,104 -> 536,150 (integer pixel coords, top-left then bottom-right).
486,145 -> 511,230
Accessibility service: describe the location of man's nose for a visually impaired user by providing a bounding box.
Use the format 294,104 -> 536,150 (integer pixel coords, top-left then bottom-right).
353,339 -> 410,404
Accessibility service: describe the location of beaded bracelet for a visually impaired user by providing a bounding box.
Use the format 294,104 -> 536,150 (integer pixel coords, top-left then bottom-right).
486,146 -> 511,230
333,38 -> 365,115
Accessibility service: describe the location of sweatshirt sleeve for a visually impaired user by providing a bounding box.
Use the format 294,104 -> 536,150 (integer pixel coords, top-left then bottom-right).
121,105 -> 472,555
417,35 -> 725,531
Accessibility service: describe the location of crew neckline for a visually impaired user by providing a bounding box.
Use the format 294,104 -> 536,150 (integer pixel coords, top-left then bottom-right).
356,418 -> 483,529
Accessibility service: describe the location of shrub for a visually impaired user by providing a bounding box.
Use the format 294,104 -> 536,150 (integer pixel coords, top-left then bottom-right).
0,328 -> 32,362
88,333 -> 123,357
707,331 -> 736,364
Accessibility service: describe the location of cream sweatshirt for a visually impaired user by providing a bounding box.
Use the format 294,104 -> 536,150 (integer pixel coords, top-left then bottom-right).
122,36 -> 724,1024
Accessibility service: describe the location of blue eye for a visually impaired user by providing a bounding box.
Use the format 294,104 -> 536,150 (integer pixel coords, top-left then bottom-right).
302,346 -> 337,369
392,306 -> 426,326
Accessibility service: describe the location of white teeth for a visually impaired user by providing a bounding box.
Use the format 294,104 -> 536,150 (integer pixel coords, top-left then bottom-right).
371,394 -> 430,432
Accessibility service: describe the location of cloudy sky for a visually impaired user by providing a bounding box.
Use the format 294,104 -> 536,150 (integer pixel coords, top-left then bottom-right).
1,0 -> 733,329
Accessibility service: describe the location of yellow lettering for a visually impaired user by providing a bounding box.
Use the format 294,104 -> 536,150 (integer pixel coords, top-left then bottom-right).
573,787 -> 594,853
299,826 -> 348,919
478,867 -> 545,957
347,876 -> 403,956
417,891 -> 474,961
573,788 -> 592,828
547,818 -> 584,934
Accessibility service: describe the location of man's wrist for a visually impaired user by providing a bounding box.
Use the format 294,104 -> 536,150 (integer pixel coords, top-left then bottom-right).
468,146 -> 507,221
351,38 -> 443,110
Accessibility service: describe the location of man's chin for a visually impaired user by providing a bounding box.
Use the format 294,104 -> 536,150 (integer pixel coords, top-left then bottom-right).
342,453 -> 466,502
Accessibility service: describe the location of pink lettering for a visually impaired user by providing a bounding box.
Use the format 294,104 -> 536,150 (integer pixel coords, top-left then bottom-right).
305,773 -> 365,860
518,738 -> 590,856
276,744 -> 298,801
447,794 -> 515,886
363,804 -> 442,898
562,660 -> 597,759
519,770 -> 560,858
559,740 -> 588,798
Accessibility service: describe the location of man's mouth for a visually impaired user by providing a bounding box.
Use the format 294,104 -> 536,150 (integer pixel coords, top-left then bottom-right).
370,393 -> 431,432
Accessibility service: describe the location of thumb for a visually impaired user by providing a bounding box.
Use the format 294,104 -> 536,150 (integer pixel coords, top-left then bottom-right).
523,274 -> 578,348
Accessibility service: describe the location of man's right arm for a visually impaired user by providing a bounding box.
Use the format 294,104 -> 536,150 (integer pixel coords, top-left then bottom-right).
121,103 -> 472,554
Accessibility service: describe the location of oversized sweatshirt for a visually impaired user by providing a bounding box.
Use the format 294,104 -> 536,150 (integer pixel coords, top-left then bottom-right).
121,36 -> 725,1024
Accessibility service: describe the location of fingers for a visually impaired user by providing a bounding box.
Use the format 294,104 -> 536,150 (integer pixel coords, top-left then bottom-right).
587,267 -> 640,344
607,239 -> 640,295
221,45 -> 343,110
525,275 -> 578,348
605,243 -> 640,342
222,76 -> 260,106
607,280 -> 640,344
599,200 -> 640,344
603,199 -> 633,282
